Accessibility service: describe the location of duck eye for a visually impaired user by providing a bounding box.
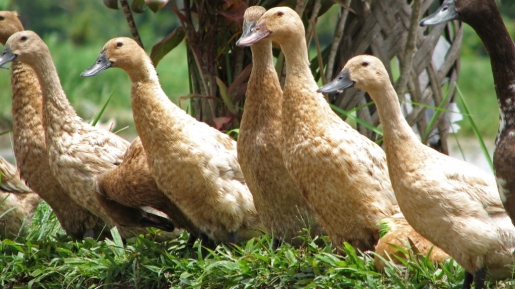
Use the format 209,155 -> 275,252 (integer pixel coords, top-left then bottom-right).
362,61 -> 369,67
20,36 -> 27,41
277,11 -> 284,16
0,16 -> 5,21
116,42 -> 123,47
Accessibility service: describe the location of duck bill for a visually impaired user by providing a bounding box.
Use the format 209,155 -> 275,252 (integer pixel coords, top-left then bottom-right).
419,0 -> 458,26
80,51 -> 112,77
0,45 -> 17,67
235,21 -> 270,47
317,69 -> 354,93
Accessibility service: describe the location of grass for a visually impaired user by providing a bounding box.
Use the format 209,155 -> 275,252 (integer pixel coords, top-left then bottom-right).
2,202 -> 515,288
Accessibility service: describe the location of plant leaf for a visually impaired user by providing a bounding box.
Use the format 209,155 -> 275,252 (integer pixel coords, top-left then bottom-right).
330,104 -> 383,136
145,0 -> 169,13
456,84 -> 493,171
131,0 -> 146,13
216,76 -> 236,114
103,0 -> 119,10
150,26 -> 185,67
89,90 -> 114,126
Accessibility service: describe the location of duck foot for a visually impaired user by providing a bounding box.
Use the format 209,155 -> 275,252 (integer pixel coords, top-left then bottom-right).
140,212 -> 175,232
272,237 -> 283,250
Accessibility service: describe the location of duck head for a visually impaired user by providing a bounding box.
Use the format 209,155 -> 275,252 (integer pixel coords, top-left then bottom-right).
235,6 -> 303,47
235,6 -> 266,47
419,0 -> 493,26
318,55 -> 389,94
0,31 -> 47,67
81,37 -> 144,77
0,11 -> 23,46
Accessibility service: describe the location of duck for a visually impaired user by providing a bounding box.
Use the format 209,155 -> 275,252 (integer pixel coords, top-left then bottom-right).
0,11 -> 110,240
0,30 -> 176,239
81,36 -> 263,244
0,156 -> 40,238
318,54 -> 515,289
374,213 -> 449,272
96,137 -> 200,240
419,0 -> 515,228
235,6 -> 325,247
236,6 -> 397,251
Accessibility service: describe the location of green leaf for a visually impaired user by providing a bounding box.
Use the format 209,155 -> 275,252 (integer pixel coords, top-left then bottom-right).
0,129 -> 12,136
89,90 -> 114,127
131,0 -> 146,13
150,26 -> 185,67
216,76 -> 236,114
456,84 -> 493,171
330,104 -> 383,136
422,88 -> 452,143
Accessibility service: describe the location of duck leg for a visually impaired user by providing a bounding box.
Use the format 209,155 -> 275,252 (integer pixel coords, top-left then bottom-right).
228,231 -> 237,243
462,271 -> 473,289
473,268 -> 486,289
272,237 -> 283,250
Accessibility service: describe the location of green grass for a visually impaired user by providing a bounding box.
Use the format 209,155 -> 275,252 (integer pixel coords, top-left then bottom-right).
2,202 -> 515,288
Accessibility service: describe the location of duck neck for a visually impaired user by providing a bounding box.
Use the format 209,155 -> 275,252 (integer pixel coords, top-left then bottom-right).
281,36 -> 315,86
279,33 -> 327,132
243,40 -> 281,121
10,60 -> 45,148
29,50 -> 80,136
467,6 -> 515,133
126,57 -> 160,85
129,59 -> 186,148
369,85 -> 422,162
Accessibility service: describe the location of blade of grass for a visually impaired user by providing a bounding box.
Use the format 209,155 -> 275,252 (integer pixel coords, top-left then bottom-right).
89,90 -> 115,126
330,104 -> 383,136
455,84 -> 493,171
422,88 -> 451,143
0,130 -> 12,136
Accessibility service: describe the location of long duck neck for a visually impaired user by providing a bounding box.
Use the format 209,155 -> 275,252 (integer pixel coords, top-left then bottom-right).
29,49 -> 81,136
10,60 -> 45,148
369,85 -> 423,164
281,36 -> 316,86
243,40 -> 281,122
280,33 -> 327,131
466,5 -> 515,134
129,56 -> 186,146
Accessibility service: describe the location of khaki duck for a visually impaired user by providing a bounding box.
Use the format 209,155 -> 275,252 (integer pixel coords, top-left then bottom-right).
420,0 -> 515,230
237,7 -> 397,251
0,156 -> 40,238
374,213 -> 450,272
318,55 -> 515,289
96,137 -> 200,240
0,31 -> 176,239
81,37 -> 262,244
235,6 -> 325,247
0,12 -> 109,240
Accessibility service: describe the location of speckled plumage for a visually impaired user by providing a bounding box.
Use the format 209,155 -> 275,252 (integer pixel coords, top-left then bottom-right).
248,7 -> 397,251
0,12 -> 108,240
236,6 -> 325,245
374,213 -> 449,271
0,156 -> 40,238
90,38 -> 262,242
2,30 -> 155,239
340,55 -> 515,280
97,137 -> 199,235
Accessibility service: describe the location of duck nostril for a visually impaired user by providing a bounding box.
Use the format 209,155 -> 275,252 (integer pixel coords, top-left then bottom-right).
442,7 -> 448,11
338,77 -> 343,80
